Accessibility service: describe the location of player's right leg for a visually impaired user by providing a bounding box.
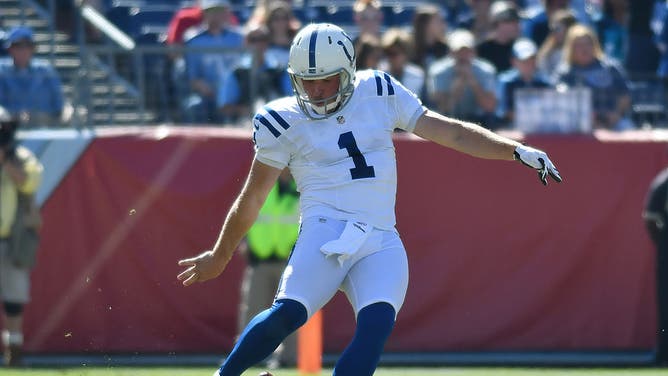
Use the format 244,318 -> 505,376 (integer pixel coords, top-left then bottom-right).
216,298 -> 306,376
334,230 -> 409,376
217,216 -> 353,376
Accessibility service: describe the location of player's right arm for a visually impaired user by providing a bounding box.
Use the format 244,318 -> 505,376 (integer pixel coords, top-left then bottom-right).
177,159 -> 282,286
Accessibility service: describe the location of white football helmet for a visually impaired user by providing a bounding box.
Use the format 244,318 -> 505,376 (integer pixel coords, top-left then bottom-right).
287,23 -> 356,119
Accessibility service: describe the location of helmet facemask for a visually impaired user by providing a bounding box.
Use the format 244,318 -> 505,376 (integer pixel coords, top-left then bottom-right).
289,69 -> 354,119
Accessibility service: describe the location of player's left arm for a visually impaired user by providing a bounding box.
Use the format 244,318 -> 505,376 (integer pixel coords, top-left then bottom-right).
413,110 -> 562,185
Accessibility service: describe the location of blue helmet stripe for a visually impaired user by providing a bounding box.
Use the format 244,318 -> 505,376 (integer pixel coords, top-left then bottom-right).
267,109 -> 291,130
308,28 -> 319,74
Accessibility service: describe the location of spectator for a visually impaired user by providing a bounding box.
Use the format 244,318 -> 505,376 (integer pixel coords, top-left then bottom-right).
556,24 -> 634,130
355,34 -> 383,71
165,0 -> 241,123
237,168 -> 299,369
592,0 -> 629,64
165,2 -> 205,123
476,0 -> 523,73
457,0 -> 495,40
217,25 -> 292,125
625,0 -> 660,77
352,0 -> 384,42
166,0 -> 240,45
410,4 -> 450,72
166,3 -> 204,46
0,107 -> 43,367
0,26 -> 64,128
658,0 -> 668,81
643,166 -> 668,367
262,1 -> 301,67
497,38 -> 552,126
428,29 -> 498,127
183,0 -> 243,124
0,20 -> 6,57
431,0 -> 474,30
379,28 -> 425,98
522,0 -> 571,47
536,9 -> 578,83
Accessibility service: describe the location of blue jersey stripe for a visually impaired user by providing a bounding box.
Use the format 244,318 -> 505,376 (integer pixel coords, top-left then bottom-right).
267,109 -> 291,130
374,72 -> 383,96
308,28 -> 319,74
383,72 -> 395,95
255,114 -> 281,138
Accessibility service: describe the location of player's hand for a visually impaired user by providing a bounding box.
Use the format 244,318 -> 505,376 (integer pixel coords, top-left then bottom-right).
177,250 -> 230,286
513,144 -> 562,185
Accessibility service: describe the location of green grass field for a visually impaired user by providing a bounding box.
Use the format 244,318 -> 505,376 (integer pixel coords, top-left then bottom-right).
1,368 -> 668,376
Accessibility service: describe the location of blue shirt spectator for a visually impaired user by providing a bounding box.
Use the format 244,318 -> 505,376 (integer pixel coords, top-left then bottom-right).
657,1 -> 668,78
217,26 -> 292,125
183,0 -> 243,124
0,26 -> 64,127
592,0 -> 629,64
217,55 -> 291,109
625,0 -> 660,76
428,29 -> 498,127
0,26 -> 7,57
556,24 -> 633,130
497,38 -> 552,126
522,0 -> 571,47
185,29 -> 243,90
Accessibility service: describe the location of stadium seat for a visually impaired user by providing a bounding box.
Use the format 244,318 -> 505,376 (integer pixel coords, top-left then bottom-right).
105,6 -> 134,34
322,6 -> 354,25
294,7 -> 322,24
383,5 -> 416,26
127,8 -> 175,37
135,29 -> 165,45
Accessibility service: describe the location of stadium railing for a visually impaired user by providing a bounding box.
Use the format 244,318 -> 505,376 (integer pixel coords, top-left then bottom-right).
11,0 -> 668,130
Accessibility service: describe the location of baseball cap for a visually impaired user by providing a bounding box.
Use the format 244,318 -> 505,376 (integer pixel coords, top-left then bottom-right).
3,25 -> 34,49
490,1 -> 520,23
201,0 -> 230,10
448,29 -> 475,52
512,38 -> 537,60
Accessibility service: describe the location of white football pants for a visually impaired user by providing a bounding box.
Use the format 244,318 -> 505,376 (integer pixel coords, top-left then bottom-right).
275,216 -> 409,319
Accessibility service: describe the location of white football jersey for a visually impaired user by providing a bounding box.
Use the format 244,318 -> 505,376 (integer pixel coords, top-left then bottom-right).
252,69 -> 426,230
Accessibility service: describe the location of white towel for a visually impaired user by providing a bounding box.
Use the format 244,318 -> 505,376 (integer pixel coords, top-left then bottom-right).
320,220 -> 372,266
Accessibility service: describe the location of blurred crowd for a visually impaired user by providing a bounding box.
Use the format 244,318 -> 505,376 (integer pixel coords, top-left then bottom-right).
1,0 -> 668,132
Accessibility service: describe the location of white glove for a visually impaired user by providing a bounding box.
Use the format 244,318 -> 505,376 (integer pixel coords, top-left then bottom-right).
513,144 -> 562,185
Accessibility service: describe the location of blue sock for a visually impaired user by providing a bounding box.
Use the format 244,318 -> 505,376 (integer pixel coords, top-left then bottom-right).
217,299 -> 307,376
333,302 -> 396,376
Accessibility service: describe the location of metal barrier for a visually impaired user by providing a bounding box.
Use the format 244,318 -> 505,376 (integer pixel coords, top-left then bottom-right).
9,1 -> 668,129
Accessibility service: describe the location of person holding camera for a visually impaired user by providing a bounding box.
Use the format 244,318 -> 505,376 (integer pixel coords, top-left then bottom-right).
0,107 -> 42,367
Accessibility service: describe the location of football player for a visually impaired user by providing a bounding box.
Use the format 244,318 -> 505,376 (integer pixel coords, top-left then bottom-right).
178,23 -> 562,376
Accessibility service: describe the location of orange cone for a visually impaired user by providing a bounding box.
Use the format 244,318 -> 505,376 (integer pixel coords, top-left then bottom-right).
297,309 -> 322,374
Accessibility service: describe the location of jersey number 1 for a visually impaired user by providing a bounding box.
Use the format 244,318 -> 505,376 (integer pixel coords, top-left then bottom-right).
338,131 -> 376,180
